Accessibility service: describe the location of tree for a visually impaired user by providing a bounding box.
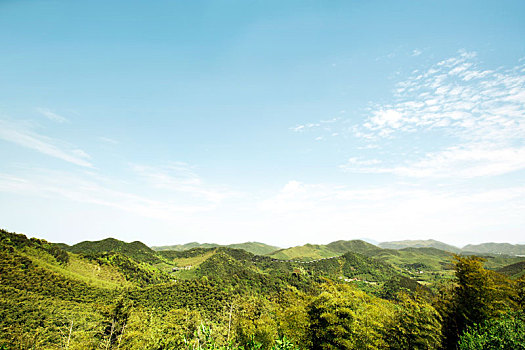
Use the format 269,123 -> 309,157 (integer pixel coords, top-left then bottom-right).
386,293 -> 442,349
100,296 -> 132,348
307,283 -> 389,349
438,255 -> 514,348
458,311 -> 525,350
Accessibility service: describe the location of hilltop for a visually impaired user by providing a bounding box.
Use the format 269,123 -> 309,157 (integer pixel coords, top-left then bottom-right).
462,242 -> 525,256
60,237 -> 163,264
378,239 -> 461,253
378,239 -> 525,256
152,241 -> 280,255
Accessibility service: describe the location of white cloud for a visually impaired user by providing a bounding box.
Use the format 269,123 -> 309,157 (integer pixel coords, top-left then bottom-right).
36,108 -> 69,123
0,169 -> 217,221
98,136 -> 119,145
131,162 -> 236,203
258,180 -> 525,245
344,144 -> 525,178
348,51 -> 525,178
412,49 -> 422,56
290,123 -> 320,132
0,118 -> 92,167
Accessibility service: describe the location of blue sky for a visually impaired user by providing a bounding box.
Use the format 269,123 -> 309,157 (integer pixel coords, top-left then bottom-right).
0,0 -> 524,247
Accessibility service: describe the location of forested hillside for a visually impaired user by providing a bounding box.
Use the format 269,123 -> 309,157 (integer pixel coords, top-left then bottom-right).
152,242 -> 280,256
379,239 -> 461,253
1,228 -> 525,349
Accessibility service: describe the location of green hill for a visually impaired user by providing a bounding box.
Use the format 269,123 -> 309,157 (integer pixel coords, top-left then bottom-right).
226,242 -> 280,255
4,228 -> 524,349
379,239 -> 461,253
496,261 -> 525,279
267,243 -> 339,261
462,242 -> 525,256
63,237 -> 163,264
326,239 -> 381,255
266,240 -> 379,261
152,241 -> 220,251
152,241 -> 279,255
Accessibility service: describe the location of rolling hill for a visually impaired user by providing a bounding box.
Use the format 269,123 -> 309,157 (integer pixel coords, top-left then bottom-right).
61,237 -> 163,264
267,243 -> 340,261
462,242 -> 525,256
2,227 -> 524,349
152,241 -> 280,255
378,239 -> 461,253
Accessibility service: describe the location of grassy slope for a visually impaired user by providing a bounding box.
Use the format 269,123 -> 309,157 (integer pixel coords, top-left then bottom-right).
21,246 -> 131,289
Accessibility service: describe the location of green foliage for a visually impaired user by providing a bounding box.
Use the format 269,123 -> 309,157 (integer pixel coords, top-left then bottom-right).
84,251 -> 172,286
458,312 -> 525,350
497,261 -> 525,279
98,296 -> 133,348
307,283 -> 390,349
386,293 -> 442,349
380,276 -> 429,300
267,244 -> 340,261
66,237 -> 164,264
153,242 -> 280,256
462,242 -> 525,256
3,228 -> 525,350
517,275 -> 525,309
379,239 -> 461,253
341,251 -> 399,282
271,337 -> 300,350
438,255 -> 516,348
325,240 -> 381,255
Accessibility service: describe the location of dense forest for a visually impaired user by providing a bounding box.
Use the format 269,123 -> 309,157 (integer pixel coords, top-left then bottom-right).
1,228 -> 524,349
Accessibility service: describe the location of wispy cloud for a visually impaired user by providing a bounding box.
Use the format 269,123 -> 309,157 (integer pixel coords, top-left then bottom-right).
0,168 -> 216,220
36,108 -> 69,123
290,123 -> 320,132
98,136 -> 119,145
0,118 -> 92,167
131,162 -> 236,203
345,51 -> 525,178
290,117 -> 344,137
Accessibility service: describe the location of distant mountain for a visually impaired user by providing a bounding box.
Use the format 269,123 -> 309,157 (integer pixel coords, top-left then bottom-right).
152,242 -> 220,251
268,243 -> 338,261
462,243 -> 525,256
267,240 -> 381,261
326,240 -> 382,255
62,237 -> 162,264
226,242 -> 280,255
379,239 -> 461,253
152,241 -> 279,256
358,237 -> 380,245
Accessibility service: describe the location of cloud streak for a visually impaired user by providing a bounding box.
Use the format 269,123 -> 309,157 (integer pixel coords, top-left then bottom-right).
36,108 -> 69,123
131,162 -> 236,203
0,118 -> 92,167
0,169 -> 217,221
